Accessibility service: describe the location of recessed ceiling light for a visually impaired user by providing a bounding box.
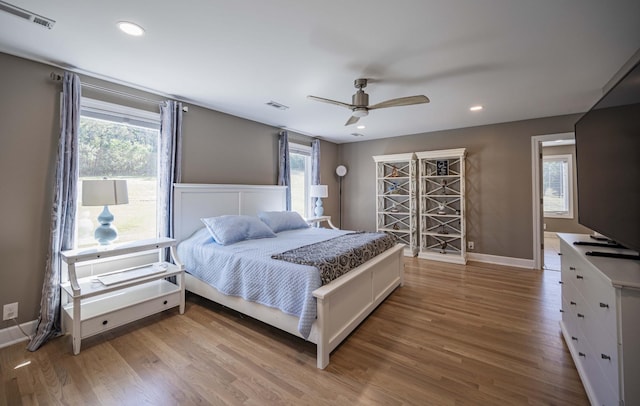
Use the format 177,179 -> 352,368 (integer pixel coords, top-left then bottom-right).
357,125 -> 366,129
470,105 -> 483,111
117,21 -> 145,36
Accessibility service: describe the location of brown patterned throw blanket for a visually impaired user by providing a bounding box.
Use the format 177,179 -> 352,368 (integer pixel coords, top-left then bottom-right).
271,232 -> 397,285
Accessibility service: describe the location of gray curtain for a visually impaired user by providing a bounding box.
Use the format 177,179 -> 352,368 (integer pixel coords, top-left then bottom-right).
278,130 -> 291,210
311,139 -> 320,185
159,100 -> 183,240
28,72 -> 81,351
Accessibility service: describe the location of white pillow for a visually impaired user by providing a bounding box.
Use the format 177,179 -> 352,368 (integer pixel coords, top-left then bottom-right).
258,211 -> 309,233
201,215 -> 276,245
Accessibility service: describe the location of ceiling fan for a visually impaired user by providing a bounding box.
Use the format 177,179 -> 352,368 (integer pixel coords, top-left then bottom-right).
307,78 -> 430,126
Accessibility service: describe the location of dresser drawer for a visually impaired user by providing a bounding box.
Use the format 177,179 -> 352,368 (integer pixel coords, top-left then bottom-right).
81,290 -> 180,338
583,270 -> 618,338
583,339 -> 620,406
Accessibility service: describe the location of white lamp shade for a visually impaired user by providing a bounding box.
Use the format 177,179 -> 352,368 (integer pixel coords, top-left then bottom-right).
309,184 -> 328,198
82,179 -> 129,206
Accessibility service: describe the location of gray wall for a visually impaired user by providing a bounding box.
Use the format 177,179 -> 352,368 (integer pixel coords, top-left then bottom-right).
0,52 -> 338,328
542,144 -> 592,234
180,108 -> 340,217
339,115 -> 582,260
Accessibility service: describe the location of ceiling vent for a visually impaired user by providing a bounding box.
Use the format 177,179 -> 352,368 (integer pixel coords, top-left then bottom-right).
266,101 -> 289,111
0,0 -> 55,29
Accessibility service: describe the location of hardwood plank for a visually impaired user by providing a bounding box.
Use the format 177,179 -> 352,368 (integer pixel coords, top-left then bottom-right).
1,258 -> 589,405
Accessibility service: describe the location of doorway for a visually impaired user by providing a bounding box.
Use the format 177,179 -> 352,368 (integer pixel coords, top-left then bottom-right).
530,132 -> 575,270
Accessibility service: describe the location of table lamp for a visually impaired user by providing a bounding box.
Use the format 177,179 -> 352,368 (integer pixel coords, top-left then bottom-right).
310,184 -> 328,217
82,179 -> 129,245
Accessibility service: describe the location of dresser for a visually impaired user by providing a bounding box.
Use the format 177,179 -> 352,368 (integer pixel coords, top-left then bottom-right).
558,233 -> 640,406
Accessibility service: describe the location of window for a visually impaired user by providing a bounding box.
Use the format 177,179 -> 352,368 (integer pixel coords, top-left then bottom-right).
289,143 -> 313,218
75,98 -> 161,248
543,154 -> 573,218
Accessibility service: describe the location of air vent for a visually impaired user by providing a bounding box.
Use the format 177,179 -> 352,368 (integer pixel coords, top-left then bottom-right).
266,101 -> 289,111
0,0 -> 55,29
351,133 -> 364,137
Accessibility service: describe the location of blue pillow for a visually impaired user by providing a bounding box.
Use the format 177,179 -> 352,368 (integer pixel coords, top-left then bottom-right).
258,211 -> 309,233
200,215 -> 276,245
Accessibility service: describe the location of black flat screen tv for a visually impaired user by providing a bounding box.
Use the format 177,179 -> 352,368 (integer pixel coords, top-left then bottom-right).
574,58 -> 640,255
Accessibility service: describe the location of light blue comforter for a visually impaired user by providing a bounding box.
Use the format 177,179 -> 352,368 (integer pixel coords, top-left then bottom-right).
177,227 -> 350,338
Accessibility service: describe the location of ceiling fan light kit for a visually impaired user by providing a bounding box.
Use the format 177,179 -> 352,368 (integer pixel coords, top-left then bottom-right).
308,78 -> 430,126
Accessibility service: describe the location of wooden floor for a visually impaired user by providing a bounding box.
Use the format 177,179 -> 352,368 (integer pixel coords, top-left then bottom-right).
1,259 -> 589,405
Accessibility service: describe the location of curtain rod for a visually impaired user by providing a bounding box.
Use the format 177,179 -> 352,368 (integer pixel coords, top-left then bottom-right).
49,72 -> 180,108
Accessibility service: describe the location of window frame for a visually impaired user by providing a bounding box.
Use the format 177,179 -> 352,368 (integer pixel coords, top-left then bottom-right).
543,153 -> 574,219
75,98 -> 161,248
288,142 -> 313,218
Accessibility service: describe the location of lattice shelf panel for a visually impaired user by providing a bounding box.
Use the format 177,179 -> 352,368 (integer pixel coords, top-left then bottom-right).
420,234 -> 463,256
421,215 -> 462,236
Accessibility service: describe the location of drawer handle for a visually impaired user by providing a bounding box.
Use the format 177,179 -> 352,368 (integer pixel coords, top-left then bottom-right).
558,281 -> 563,285
569,266 -> 575,270
102,320 -> 108,326
571,336 -> 578,341
559,309 -> 564,313
577,313 -> 585,318
576,275 -> 584,280
578,352 -> 586,358
163,300 -> 168,305
599,302 -> 609,309
601,354 -> 611,360
570,301 -> 576,305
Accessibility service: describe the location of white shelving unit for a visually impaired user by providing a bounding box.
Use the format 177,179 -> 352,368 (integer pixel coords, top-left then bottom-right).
373,153 -> 417,256
416,148 -> 467,264
60,237 -> 185,354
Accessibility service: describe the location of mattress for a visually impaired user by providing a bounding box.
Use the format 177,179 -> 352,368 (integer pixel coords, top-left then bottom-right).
177,226 -> 350,338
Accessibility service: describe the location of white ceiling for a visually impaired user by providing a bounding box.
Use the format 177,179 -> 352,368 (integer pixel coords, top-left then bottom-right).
1,1 -> 639,144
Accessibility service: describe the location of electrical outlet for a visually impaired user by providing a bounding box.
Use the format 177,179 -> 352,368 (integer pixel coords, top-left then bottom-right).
467,241 -> 475,250
3,302 -> 18,321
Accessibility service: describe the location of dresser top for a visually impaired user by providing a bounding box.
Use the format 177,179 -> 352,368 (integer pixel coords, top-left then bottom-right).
558,233 -> 640,289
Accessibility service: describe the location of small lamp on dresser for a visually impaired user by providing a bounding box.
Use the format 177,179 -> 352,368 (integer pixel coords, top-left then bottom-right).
310,184 -> 328,217
82,179 -> 128,245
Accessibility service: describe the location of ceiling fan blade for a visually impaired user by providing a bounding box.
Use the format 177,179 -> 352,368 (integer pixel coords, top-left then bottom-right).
345,115 -> 360,126
368,95 -> 430,110
307,95 -> 354,110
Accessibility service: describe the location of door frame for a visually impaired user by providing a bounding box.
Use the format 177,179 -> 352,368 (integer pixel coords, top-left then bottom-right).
530,132 -> 574,270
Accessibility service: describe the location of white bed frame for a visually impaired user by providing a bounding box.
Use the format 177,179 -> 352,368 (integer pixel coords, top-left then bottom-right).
173,184 -> 404,369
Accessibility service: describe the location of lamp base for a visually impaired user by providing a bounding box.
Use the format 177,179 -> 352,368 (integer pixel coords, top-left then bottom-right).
314,198 -> 324,217
95,205 -> 118,245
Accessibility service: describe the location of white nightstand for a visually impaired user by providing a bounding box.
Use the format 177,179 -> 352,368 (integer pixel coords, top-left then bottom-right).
306,215 -> 339,230
60,237 -> 185,354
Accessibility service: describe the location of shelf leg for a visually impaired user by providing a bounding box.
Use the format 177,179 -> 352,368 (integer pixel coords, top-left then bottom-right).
72,297 -> 81,355
179,271 -> 185,314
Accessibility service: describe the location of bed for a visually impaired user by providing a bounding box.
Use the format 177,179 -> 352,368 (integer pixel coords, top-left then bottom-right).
173,184 -> 405,369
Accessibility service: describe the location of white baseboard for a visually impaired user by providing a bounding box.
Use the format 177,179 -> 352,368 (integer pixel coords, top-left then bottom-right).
0,320 -> 36,349
468,253 -> 535,269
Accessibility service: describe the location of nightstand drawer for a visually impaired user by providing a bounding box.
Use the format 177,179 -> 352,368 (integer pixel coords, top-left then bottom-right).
80,290 -> 180,338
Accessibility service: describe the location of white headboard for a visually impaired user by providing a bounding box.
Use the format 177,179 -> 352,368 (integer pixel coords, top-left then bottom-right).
173,184 -> 287,242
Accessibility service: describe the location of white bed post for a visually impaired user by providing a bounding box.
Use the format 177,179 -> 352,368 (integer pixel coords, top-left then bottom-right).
316,297 -> 330,369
